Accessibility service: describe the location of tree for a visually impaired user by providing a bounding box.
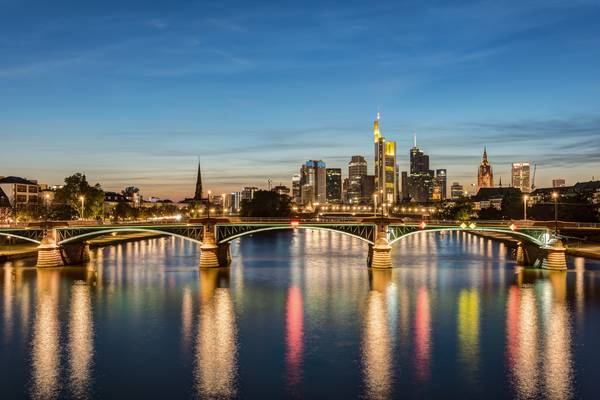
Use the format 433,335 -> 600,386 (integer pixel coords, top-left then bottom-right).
438,199 -> 474,221
52,173 -> 104,219
241,191 -> 291,217
113,202 -> 138,221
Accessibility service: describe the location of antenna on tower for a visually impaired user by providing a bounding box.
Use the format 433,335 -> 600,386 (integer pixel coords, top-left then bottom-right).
413,132 -> 417,148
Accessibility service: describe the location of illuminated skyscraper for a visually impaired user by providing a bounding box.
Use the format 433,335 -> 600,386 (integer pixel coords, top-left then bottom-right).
291,174 -> 301,204
326,168 -> 342,203
434,169 -> 447,200
300,160 -> 326,205
402,135 -> 435,202
511,162 -> 531,193
348,155 -> 367,204
477,147 -> 494,189
373,113 -> 398,204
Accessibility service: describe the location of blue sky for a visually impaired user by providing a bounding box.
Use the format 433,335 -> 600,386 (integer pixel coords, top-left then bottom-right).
1,0 -> 599,199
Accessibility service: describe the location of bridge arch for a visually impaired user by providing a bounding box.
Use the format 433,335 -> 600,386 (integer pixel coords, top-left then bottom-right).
0,232 -> 42,245
388,227 -> 546,247
58,228 -> 204,246
218,225 -> 375,245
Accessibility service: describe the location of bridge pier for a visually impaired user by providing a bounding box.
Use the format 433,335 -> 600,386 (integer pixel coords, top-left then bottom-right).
61,242 -> 91,266
199,225 -> 230,268
541,239 -> 568,271
36,229 -> 64,268
368,224 -> 392,269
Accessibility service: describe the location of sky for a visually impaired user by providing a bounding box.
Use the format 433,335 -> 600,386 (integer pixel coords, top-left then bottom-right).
0,0 -> 599,200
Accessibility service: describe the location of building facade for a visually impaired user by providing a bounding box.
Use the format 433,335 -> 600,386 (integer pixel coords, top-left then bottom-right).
325,168 -> 342,203
553,178 -> 566,188
291,174 -> 301,204
300,160 -> 326,205
348,155 -> 367,204
0,176 -> 39,208
450,182 -> 464,200
511,162 -> 531,193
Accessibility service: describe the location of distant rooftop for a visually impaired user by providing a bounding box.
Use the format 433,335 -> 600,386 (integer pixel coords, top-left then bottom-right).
0,176 -> 37,185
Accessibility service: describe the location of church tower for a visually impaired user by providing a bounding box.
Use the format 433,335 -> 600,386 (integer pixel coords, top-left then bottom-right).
193,160 -> 203,201
477,147 -> 494,189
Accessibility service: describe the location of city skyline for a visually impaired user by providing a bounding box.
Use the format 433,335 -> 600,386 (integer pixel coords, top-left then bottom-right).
1,1 -> 599,199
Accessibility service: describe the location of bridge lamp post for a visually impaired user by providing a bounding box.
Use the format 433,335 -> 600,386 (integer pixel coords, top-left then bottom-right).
207,190 -> 212,219
79,196 -> 85,220
373,193 -> 377,217
552,192 -> 559,236
523,195 -> 529,221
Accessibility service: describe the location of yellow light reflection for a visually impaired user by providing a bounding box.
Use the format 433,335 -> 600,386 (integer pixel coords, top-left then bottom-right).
362,288 -> 392,399
457,289 -> 480,374
68,281 -> 94,398
195,269 -> 237,398
31,270 -> 61,400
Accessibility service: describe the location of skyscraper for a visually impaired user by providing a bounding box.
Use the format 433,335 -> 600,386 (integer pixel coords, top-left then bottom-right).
450,182 -> 464,200
291,174 -> 301,204
300,160 -> 326,205
348,155 -> 367,204
477,147 -> 494,189
403,134 -> 435,202
434,169 -> 447,200
373,113 -> 398,204
511,162 -> 531,193
326,168 -> 342,203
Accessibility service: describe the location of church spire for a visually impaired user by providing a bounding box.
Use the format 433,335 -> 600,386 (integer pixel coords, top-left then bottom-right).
194,159 -> 203,201
483,146 -> 488,161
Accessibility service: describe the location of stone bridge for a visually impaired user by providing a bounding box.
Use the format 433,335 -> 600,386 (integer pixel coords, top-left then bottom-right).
0,217 -> 565,270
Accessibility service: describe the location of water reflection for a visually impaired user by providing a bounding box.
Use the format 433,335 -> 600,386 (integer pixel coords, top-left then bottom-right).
506,270 -> 573,399
414,287 -> 431,381
195,268 -> 238,399
285,286 -> 304,389
457,288 -> 480,377
31,269 -> 61,400
68,280 -> 94,399
362,269 -> 393,399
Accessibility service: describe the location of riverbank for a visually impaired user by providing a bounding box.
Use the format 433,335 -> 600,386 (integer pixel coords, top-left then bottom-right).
0,232 -> 167,262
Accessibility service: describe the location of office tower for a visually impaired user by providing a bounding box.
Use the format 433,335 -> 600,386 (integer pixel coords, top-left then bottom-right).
450,182 -> 464,200
361,175 -> 376,204
326,168 -> 342,203
291,174 -> 301,203
403,134 -> 434,202
373,113 -> 398,204
477,147 -> 494,189
552,178 -> 566,188
511,162 -> 531,193
348,155 -> 367,204
434,169 -> 447,200
300,160 -> 326,205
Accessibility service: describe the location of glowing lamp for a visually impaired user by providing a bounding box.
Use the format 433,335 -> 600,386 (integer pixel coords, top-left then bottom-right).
469,223 -> 476,229
420,221 -> 427,229
460,223 -> 467,229
509,223 -> 517,231
290,220 -> 300,227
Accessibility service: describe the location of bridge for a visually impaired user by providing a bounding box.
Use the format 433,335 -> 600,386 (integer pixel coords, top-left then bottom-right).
0,217 -> 565,270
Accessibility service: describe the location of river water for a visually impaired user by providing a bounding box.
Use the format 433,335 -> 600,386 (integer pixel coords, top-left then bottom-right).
1,230 -> 599,399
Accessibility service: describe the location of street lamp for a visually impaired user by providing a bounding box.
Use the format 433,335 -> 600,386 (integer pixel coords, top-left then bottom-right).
523,195 -> 529,221
207,190 -> 212,219
373,193 -> 377,217
79,195 -> 85,219
552,192 -> 559,236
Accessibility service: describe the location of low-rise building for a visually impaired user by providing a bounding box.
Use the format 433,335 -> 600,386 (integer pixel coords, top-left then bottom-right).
471,187 -> 521,210
0,176 -> 39,207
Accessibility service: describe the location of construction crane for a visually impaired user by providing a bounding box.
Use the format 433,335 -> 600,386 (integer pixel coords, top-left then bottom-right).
531,163 -> 537,191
